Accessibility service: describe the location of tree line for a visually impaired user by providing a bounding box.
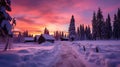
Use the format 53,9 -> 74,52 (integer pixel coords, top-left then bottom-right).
92,8 -> 120,40
69,8 -> 120,40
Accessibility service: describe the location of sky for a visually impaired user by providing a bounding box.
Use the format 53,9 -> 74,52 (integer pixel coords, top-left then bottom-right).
10,0 -> 120,35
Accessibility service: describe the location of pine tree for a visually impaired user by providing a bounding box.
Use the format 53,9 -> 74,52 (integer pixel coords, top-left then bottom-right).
44,27 -> 49,35
113,14 -> 118,39
101,21 -> 106,39
0,0 -> 13,51
54,31 -> 59,40
85,25 -> 91,40
113,8 -> 120,39
92,12 -> 97,40
87,25 -> 91,40
85,26 -> 88,40
105,14 -> 112,39
79,24 -> 85,40
117,8 -> 120,39
68,15 -> 76,41
61,31 -> 64,38
96,8 -> 104,39
77,27 -> 80,40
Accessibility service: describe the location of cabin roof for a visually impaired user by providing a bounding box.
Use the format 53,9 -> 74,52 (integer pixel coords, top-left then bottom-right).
41,34 -> 55,40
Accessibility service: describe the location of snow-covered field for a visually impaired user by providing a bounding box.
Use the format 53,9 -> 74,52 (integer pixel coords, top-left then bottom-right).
0,41 -> 120,67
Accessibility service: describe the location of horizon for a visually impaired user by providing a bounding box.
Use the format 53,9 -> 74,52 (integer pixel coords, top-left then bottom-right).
10,0 -> 120,35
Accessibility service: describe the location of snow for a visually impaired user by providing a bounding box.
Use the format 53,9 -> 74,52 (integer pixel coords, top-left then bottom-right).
0,40 -> 120,67
24,37 -> 34,42
42,34 -> 55,40
0,42 -> 60,67
1,20 -> 12,35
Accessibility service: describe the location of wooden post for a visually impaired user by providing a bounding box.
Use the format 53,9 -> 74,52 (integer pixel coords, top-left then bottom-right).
95,46 -> 99,53
83,46 -> 86,51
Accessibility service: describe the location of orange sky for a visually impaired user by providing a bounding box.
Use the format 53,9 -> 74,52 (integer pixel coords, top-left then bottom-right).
10,0 -> 120,35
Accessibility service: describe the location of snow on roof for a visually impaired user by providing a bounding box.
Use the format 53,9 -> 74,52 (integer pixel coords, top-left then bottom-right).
41,34 -> 55,40
24,37 -> 34,41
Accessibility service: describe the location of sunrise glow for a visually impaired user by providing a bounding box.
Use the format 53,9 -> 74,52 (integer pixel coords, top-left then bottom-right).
10,0 -> 120,35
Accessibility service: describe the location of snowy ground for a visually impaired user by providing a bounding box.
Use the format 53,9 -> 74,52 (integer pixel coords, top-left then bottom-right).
0,41 -> 120,67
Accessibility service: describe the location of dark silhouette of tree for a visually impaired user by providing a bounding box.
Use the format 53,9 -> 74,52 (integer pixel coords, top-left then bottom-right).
23,31 -> 29,37
68,15 -> 76,41
113,8 -> 120,39
61,31 -> 64,38
54,31 -> 60,40
85,25 -> 91,40
113,14 -> 118,39
117,8 -> 120,39
77,27 -> 80,40
79,24 -> 85,40
44,27 -> 49,35
92,12 -> 97,40
96,8 -> 105,39
105,14 -> 112,39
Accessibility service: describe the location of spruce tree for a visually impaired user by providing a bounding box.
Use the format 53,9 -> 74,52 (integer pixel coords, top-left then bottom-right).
77,27 -> 80,40
113,8 -> 120,39
79,24 -> 85,40
85,26 -> 88,40
105,14 -> 112,39
96,8 -> 104,39
113,14 -> 118,39
87,25 -> 91,40
44,27 -> 49,34
0,0 -> 14,51
117,8 -> 120,39
92,12 -> 97,40
68,15 -> 76,41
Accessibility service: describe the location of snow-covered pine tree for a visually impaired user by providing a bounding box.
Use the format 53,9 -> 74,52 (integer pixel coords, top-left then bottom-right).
113,14 -> 118,39
117,8 -> 120,39
92,12 -> 97,40
0,0 -> 13,51
101,21 -> 106,39
105,14 -> 112,39
113,8 -> 120,39
96,8 -> 104,39
68,15 -> 76,41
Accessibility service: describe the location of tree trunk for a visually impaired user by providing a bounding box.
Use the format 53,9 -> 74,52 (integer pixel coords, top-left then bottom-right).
3,37 -> 9,51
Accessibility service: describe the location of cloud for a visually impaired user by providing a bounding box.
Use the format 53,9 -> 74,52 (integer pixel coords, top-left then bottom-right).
10,0 -> 120,35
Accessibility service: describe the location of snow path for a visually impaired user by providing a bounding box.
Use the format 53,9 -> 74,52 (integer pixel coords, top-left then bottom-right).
53,42 -> 86,67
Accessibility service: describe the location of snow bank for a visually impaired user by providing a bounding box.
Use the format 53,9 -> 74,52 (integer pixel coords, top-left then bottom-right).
0,42 -> 61,67
70,41 -> 120,67
0,53 -> 21,67
40,42 -> 53,46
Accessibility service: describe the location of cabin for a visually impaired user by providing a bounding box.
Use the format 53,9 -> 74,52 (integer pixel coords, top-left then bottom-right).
60,37 -> 69,41
34,35 -> 40,42
38,34 -> 55,44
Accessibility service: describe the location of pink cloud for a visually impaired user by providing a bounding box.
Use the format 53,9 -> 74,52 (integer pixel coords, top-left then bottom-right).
10,0 -> 120,35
